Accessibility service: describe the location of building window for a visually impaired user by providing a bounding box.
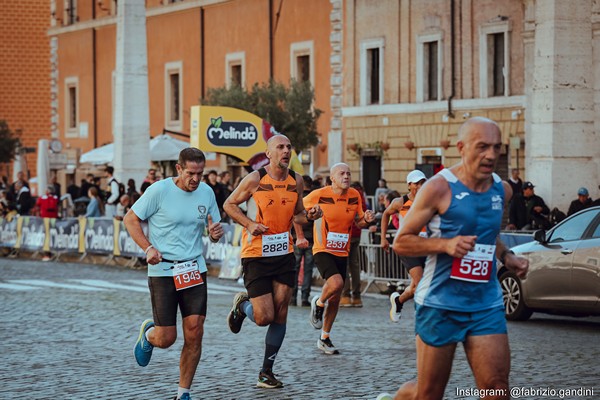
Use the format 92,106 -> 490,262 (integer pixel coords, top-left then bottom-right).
64,0 -> 77,25
165,61 -> 183,129
64,77 -> 79,137
360,38 -> 384,106
417,32 -> 443,102
290,41 -> 314,84
480,18 -> 511,98
225,52 -> 245,88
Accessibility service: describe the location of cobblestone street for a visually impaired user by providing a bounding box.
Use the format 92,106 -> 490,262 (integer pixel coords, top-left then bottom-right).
0,258 -> 598,399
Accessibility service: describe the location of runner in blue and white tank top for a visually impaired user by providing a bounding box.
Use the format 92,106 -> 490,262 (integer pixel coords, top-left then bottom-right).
387,117 -> 529,400
415,168 -> 505,312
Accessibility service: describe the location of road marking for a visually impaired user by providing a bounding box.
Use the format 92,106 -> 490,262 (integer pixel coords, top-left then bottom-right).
70,279 -> 149,293
0,282 -> 39,291
6,280 -> 107,291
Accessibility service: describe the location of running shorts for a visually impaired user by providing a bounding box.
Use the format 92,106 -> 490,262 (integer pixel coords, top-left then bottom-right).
148,273 -> 208,326
314,252 -> 348,281
400,256 -> 426,271
415,304 -> 507,347
242,253 -> 295,298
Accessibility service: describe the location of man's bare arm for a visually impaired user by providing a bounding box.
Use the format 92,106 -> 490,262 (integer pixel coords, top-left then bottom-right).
223,172 -> 269,236
381,197 -> 403,252
123,209 -> 162,264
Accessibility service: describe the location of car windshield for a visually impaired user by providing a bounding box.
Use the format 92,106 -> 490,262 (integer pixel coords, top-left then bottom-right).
548,209 -> 598,243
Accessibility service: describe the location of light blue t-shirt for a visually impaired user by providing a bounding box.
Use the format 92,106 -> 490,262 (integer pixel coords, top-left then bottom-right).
131,178 -> 221,277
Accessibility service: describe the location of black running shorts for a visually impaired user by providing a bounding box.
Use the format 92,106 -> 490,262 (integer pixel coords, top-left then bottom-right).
314,252 -> 347,281
241,253 -> 295,298
400,256 -> 426,271
148,273 -> 208,326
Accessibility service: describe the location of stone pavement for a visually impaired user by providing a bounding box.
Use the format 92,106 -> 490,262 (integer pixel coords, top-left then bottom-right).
0,257 -> 598,400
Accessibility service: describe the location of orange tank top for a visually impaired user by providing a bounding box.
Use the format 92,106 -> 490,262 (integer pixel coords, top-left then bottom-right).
241,168 -> 298,258
304,186 -> 364,257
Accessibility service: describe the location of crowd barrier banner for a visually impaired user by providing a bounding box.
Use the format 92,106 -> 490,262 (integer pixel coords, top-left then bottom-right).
0,217 -> 244,278
47,218 -> 80,253
0,217 -> 18,248
16,216 -> 46,251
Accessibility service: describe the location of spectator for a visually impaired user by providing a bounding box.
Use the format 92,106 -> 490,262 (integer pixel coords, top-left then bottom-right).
205,170 -> 226,217
51,174 -> 61,197
127,179 -> 139,198
15,180 -> 32,216
80,174 -> 95,199
374,179 -> 390,211
140,168 -> 158,193
10,171 -> 29,203
567,187 -> 593,216
36,185 -> 60,261
104,166 -> 120,217
507,168 -> 523,201
291,175 -> 316,307
36,185 -> 59,219
115,194 -> 131,220
507,181 -> 550,230
66,176 -> 80,200
85,187 -> 104,217
0,189 -> 10,217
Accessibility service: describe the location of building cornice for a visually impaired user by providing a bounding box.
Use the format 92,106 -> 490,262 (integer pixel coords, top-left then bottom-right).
341,96 -> 526,117
47,0 -> 227,36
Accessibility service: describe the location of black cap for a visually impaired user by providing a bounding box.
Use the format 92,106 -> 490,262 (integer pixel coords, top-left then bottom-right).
522,181 -> 535,190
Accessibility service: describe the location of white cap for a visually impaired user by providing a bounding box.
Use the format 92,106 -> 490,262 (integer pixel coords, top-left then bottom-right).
406,170 -> 427,184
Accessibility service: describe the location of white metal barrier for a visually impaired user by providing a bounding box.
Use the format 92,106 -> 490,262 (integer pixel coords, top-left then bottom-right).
358,231 -> 411,294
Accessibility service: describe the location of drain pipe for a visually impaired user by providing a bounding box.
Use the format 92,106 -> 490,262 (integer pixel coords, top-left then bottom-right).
447,0 -> 456,119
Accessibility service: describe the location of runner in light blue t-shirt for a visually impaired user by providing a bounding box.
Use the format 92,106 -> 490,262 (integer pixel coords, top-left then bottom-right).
124,147 -> 224,400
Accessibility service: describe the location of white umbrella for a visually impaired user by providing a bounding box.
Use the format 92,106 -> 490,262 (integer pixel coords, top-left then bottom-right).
79,135 -> 190,165
149,134 -> 190,161
79,143 -> 114,165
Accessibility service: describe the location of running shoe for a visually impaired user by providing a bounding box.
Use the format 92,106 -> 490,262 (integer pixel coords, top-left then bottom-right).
257,368 -> 284,389
376,393 -> 394,400
227,292 -> 249,334
172,393 -> 191,400
389,292 -> 403,323
309,295 -> 324,329
133,319 -> 154,367
317,337 -> 339,355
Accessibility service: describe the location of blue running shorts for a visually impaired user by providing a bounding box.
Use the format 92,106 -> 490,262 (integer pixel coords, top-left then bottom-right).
415,304 -> 507,347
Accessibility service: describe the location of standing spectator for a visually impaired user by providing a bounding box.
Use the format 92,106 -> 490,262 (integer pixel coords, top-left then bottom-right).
36,185 -> 60,261
127,179 -> 139,198
80,174 -> 95,199
104,166 -> 120,217
115,194 -> 131,220
15,180 -> 32,215
291,175 -> 316,307
140,168 -> 158,193
10,171 -> 29,203
507,181 -> 551,230
507,168 -> 523,201
340,181 -> 368,308
66,176 -> 80,200
85,187 -> 104,217
51,174 -> 61,196
567,187 -> 593,216
374,179 -> 390,212
205,170 -> 226,218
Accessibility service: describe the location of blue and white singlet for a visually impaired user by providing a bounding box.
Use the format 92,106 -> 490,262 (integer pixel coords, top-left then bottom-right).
414,169 -> 505,312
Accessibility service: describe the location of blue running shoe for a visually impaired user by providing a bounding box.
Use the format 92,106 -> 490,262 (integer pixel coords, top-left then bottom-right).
173,393 -> 191,400
133,319 -> 154,367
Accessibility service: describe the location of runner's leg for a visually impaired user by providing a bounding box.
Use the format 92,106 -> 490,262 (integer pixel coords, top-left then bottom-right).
464,334 -> 510,399
179,314 -> 205,389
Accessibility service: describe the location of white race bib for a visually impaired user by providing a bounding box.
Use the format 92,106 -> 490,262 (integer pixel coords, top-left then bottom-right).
326,232 -> 349,251
262,232 -> 289,257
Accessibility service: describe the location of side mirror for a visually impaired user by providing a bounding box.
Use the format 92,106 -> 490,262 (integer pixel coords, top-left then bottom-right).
533,229 -> 547,244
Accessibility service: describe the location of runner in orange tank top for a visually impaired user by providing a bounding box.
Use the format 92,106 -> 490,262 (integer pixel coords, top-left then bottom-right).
304,163 -> 375,354
223,134 -> 322,389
